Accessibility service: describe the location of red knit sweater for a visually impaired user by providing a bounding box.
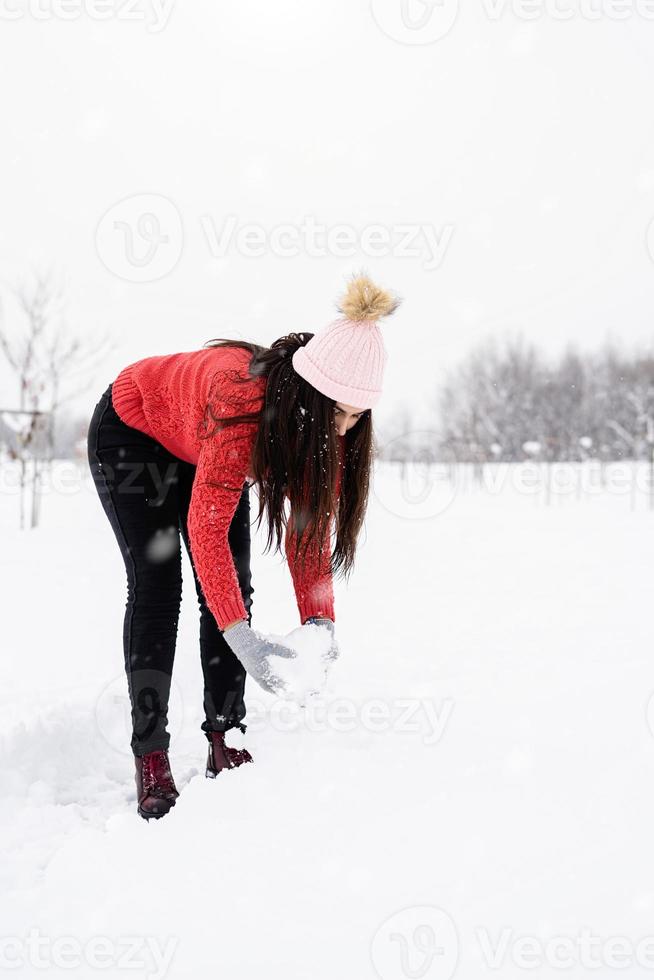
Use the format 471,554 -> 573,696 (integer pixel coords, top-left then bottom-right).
110,344 -> 341,630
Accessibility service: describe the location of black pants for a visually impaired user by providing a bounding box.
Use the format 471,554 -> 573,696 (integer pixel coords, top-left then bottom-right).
87,383 -> 253,757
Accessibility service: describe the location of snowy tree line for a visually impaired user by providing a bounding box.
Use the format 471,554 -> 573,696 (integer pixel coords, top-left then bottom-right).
405,335 -> 654,464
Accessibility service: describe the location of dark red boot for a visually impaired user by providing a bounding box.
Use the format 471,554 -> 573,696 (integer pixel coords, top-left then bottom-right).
135,749 -> 180,820
205,731 -> 253,778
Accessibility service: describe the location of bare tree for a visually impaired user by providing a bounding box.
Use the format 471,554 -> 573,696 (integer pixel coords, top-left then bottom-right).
0,266 -> 114,529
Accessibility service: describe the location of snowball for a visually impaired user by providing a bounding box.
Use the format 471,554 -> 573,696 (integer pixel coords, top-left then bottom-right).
267,623 -> 333,703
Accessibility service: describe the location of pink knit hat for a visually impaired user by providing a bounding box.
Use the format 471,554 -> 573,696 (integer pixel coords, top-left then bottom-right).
291,271 -> 402,410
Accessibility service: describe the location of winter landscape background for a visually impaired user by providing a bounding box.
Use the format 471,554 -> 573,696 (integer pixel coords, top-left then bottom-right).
2,1 -> 654,978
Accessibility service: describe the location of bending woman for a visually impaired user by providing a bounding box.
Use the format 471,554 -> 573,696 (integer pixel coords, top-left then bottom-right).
86,272 -> 400,819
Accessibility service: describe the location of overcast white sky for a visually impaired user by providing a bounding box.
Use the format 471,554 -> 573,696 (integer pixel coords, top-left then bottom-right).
1,1 -> 654,430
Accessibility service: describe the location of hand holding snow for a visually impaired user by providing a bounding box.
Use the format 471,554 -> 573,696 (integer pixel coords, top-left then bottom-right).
266,623 -> 334,703
222,621 -> 299,696
223,620 -> 335,701
305,616 -> 340,662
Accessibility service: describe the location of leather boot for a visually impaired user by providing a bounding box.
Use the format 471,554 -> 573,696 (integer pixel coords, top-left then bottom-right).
134,748 -> 180,820
205,731 -> 253,778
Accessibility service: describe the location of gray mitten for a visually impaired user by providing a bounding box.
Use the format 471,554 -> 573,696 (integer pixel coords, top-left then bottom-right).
304,617 -> 340,663
223,620 -> 298,695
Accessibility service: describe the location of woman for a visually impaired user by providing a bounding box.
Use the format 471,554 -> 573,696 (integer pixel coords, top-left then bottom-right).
87,271 -> 400,820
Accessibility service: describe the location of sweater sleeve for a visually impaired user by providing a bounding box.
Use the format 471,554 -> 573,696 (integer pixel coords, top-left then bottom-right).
285,517 -> 336,624
284,444 -> 343,625
186,371 -> 263,631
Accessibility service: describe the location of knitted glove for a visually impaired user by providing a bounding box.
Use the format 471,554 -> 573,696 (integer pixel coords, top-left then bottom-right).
304,616 -> 340,663
223,620 -> 298,696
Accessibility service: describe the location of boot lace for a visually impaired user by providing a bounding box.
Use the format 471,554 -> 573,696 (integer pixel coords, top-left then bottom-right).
140,749 -> 179,800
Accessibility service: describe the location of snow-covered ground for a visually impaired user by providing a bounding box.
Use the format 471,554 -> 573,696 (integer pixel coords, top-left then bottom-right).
2,459 -> 653,979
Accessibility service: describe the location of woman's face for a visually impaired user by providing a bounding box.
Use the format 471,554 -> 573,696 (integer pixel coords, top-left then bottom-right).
333,401 -> 366,436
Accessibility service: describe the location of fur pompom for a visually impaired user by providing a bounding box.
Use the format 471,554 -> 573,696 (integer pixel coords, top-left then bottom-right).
336,271 -> 401,322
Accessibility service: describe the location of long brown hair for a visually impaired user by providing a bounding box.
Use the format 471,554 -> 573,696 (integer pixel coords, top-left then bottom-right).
197,332 -> 374,581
